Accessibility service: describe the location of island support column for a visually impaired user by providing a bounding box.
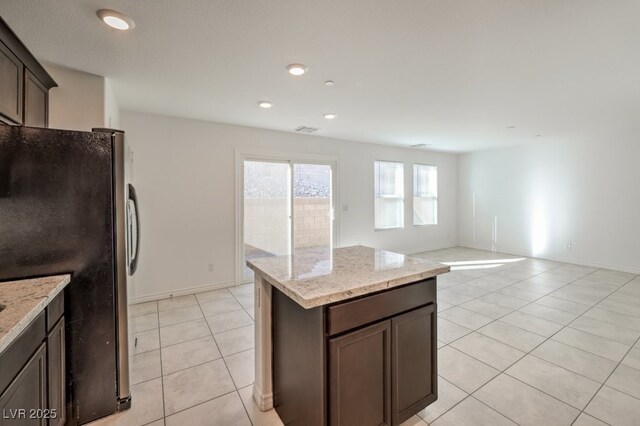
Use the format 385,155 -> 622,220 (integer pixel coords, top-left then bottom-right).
253,274 -> 274,411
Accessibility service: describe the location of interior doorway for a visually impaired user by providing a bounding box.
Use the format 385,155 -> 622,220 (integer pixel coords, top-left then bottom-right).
239,157 -> 336,282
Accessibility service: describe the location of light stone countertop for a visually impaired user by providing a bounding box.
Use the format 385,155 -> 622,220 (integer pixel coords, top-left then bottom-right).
247,245 -> 450,309
0,274 -> 71,353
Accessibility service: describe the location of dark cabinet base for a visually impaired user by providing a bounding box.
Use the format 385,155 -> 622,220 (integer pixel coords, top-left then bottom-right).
272,278 -> 438,426
47,318 -> 65,426
273,291 -> 326,425
329,320 -> 391,426
0,344 -> 47,426
391,305 -> 437,425
0,292 -> 65,426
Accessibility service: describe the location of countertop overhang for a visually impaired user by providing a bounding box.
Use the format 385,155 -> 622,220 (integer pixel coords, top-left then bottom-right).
0,274 -> 71,353
247,245 -> 450,309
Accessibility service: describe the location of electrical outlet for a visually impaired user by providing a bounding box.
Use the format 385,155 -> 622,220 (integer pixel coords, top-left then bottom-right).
208,263 -> 214,272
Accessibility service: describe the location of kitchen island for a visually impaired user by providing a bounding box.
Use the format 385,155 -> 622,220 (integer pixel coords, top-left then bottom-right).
247,245 -> 449,426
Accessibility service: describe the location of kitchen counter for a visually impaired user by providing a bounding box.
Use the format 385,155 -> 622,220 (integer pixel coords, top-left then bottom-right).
247,245 -> 450,309
248,245 -> 449,425
0,274 -> 71,353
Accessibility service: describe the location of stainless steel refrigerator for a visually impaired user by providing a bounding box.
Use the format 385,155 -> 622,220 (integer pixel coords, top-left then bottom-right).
0,125 -> 140,424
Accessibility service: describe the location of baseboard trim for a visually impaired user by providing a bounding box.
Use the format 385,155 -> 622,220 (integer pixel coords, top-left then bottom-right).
403,243 -> 459,256
253,382 -> 273,412
130,280 -> 236,304
458,242 -> 640,275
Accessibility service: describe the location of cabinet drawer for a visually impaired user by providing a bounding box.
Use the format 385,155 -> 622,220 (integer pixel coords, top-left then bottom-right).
326,278 -> 436,336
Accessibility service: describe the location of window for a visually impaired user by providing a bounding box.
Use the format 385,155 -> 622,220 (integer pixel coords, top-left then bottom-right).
374,161 -> 404,229
413,164 -> 437,225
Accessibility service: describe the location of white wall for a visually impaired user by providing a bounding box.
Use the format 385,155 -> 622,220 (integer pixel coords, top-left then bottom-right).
103,78 -> 120,129
121,111 -> 458,301
45,64 -> 105,131
458,137 -> 640,273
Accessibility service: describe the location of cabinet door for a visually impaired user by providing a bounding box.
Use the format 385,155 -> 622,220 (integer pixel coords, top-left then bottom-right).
0,344 -> 47,426
23,70 -> 48,128
329,321 -> 391,426
391,304 -> 437,425
47,318 -> 65,426
0,41 -> 23,124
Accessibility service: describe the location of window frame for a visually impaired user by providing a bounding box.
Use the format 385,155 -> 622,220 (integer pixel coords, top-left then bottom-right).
373,160 -> 405,231
412,163 -> 438,227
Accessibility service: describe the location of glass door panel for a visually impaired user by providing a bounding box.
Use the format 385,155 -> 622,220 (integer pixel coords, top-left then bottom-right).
243,160 -> 291,280
293,163 -> 333,252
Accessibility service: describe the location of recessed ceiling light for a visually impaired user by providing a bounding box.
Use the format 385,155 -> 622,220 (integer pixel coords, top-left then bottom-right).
324,80 -> 335,87
258,101 -> 273,109
287,64 -> 307,76
324,113 -> 338,120
97,9 -> 135,30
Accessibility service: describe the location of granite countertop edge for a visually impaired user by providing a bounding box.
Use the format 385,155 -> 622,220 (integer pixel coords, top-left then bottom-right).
0,275 -> 71,354
252,265 -> 450,309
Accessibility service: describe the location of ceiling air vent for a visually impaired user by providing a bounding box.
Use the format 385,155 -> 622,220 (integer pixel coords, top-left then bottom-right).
294,126 -> 319,133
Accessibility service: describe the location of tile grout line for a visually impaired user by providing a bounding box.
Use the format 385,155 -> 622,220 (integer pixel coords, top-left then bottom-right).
135,289 -> 255,424
439,261 -> 583,350
440,266 -> 637,354
427,261 -> 570,422
141,306 -> 250,354
226,287 -> 257,425
195,289 -> 255,425
568,293 -> 640,425
439,297 -> 640,388
433,261 -> 632,423
158,389 -> 241,421
154,300 -> 168,425
443,342 -> 590,417
455,262 -> 637,422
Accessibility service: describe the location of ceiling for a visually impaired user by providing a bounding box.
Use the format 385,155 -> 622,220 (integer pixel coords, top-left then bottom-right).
2,1 -> 639,152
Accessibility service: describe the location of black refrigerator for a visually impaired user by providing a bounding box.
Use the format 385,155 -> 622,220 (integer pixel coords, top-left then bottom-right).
0,125 -> 140,424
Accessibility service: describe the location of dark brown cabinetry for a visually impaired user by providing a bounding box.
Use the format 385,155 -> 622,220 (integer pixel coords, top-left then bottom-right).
0,344 -> 47,425
0,40 -> 23,124
46,319 -> 65,426
391,305 -> 437,425
329,321 -> 391,426
24,70 -> 48,128
273,278 -> 438,426
0,16 -> 56,127
0,292 -> 65,426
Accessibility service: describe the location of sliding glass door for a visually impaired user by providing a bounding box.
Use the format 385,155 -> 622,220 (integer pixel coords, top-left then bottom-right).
293,163 -> 333,252
241,159 -> 334,282
242,160 -> 291,280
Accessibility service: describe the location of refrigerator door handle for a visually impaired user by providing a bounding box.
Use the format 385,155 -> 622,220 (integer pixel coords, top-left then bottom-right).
128,183 -> 140,275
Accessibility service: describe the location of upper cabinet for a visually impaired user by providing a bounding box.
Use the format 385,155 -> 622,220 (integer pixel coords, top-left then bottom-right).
0,16 -> 57,127
0,40 -> 23,124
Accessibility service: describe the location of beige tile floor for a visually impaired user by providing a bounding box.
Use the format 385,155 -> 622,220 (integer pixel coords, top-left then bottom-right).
90,247 -> 640,425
